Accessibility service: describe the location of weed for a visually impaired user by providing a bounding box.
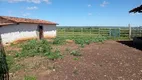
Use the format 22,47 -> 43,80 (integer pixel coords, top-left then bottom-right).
16,39 -> 52,57
65,47 -> 70,52
10,64 -> 25,72
15,39 -> 62,60
47,49 -> 63,60
70,50 -> 81,56
73,57 -> 79,60
24,75 -> 36,80
6,55 -> 15,70
53,37 -> 66,45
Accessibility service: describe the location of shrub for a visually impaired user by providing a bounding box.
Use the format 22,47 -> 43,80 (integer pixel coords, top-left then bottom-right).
15,39 -> 62,60
16,39 -> 52,57
53,37 -> 66,45
47,49 -> 63,60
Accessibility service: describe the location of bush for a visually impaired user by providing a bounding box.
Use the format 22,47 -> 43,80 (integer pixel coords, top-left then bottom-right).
47,49 -> 63,60
15,39 -> 62,60
53,37 -> 66,45
16,39 -> 52,57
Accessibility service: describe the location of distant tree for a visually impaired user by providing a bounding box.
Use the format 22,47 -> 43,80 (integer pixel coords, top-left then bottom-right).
129,5 -> 142,13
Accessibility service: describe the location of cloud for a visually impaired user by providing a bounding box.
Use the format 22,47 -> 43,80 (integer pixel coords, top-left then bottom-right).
88,4 -> 92,7
27,6 -> 38,10
88,13 -> 92,16
22,13 -> 31,17
6,0 -> 51,4
130,13 -> 140,16
100,1 -> 109,7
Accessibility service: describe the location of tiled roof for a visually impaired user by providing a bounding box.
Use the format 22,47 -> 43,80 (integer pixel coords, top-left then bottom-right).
0,23 -> 15,26
0,16 -> 58,26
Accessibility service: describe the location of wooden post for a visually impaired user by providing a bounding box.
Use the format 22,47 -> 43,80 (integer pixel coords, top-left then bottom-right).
81,28 -> 83,37
90,28 -> 92,37
119,28 -> 120,37
129,24 -> 131,39
64,28 -> 65,38
98,28 -> 100,35
73,28 -> 74,38
109,28 -> 111,37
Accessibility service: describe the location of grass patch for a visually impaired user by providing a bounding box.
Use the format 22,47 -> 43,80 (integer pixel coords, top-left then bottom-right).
24,75 -> 36,80
46,49 -> 63,60
57,35 -> 107,47
15,39 -> 62,60
70,50 -> 82,56
53,37 -> 66,45
73,57 -> 79,60
6,55 -> 15,70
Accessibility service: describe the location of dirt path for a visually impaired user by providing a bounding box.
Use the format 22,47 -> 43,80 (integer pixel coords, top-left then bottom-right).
38,41 -> 142,80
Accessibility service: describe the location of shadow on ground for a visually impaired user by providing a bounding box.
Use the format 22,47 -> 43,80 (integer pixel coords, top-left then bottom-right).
0,35 -> 9,80
117,41 -> 142,51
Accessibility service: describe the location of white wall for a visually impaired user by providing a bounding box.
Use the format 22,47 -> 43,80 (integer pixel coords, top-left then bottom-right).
0,23 -> 56,45
43,25 -> 56,38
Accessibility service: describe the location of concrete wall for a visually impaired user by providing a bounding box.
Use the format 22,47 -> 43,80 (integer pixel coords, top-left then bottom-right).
0,23 -> 56,45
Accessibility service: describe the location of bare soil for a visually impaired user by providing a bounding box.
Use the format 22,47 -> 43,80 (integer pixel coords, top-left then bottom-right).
7,40 -> 142,80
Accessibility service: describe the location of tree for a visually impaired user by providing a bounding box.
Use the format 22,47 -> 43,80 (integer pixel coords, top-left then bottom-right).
129,5 -> 142,13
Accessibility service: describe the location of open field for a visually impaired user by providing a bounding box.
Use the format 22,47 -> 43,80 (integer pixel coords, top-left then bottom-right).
1,38 -> 142,80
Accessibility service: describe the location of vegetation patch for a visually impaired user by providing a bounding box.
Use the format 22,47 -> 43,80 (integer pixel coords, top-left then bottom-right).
24,75 -> 36,80
15,39 -> 62,60
70,50 -> 82,56
53,37 -> 66,45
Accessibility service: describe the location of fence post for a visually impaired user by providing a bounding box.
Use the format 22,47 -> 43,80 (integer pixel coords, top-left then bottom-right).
73,28 -> 74,38
90,28 -> 91,37
129,24 -> 131,39
81,28 -> 83,37
98,28 -> 100,35
64,28 -> 65,38
119,28 -> 120,37
109,28 -> 111,37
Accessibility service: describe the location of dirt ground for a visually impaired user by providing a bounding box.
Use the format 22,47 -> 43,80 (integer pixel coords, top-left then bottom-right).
7,40 -> 142,80
37,40 -> 142,80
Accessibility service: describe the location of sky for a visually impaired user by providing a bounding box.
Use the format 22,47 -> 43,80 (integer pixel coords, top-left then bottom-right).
0,0 -> 142,27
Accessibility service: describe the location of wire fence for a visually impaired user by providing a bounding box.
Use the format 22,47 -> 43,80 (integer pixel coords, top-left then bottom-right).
57,26 -> 142,39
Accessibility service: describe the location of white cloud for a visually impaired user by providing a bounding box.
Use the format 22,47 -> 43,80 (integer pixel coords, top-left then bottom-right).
130,13 -> 140,16
88,4 -> 92,7
22,13 -> 31,17
100,1 -> 109,7
6,0 -> 51,4
88,13 -> 92,16
27,6 -> 38,10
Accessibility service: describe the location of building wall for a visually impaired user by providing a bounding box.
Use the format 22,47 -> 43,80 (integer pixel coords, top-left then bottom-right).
43,25 -> 56,38
0,23 -> 56,45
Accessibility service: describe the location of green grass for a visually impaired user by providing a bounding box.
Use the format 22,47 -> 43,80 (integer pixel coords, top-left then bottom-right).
53,37 -> 66,45
24,75 -> 36,80
57,27 -> 140,38
70,50 -> 82,56
73,57 -> 79,60
15,39 -> 62,60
